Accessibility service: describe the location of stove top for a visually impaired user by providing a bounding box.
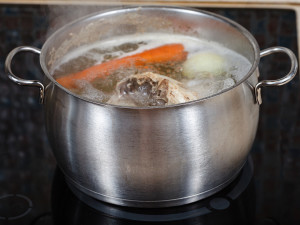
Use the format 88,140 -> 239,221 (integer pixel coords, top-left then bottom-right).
0,5 -> 299,225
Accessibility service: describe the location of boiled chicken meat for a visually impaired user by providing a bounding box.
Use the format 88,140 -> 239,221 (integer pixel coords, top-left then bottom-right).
107,72 -> 199,106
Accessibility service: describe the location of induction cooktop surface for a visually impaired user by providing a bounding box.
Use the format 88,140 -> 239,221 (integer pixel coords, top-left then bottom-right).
0,5 -> 299,225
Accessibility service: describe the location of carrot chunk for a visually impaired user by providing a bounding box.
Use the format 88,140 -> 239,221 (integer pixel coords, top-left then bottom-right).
56,44 -> 187,89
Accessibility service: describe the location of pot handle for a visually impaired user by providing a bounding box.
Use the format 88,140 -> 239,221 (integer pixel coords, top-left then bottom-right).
255,46 -> 298,104
5,46 -> 44,104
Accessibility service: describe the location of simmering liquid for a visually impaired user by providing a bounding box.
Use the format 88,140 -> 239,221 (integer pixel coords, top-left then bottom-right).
53,33 -> 252,106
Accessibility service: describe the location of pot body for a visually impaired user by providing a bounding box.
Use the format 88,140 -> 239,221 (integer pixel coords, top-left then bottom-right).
44,74 -> 259,207
41,7 -> 261,207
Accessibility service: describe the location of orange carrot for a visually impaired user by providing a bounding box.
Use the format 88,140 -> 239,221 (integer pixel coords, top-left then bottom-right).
56,44 -> 187,89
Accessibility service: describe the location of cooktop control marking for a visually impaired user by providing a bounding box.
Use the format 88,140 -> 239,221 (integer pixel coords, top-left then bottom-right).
0,194 -> 33,220
209,197 -> 231,210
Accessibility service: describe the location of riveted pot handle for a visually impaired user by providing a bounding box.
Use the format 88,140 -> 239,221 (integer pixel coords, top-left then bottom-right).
5,46 -> 44,104
255,46 -> 298,104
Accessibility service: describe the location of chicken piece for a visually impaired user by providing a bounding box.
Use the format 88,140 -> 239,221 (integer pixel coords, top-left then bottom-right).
107,72 -> 199,107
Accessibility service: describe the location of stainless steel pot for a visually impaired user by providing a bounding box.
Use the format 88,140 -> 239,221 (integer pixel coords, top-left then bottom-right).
5,7 -> 298,208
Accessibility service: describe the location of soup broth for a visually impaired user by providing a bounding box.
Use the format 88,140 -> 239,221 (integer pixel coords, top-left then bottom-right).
53,33 -> 252,106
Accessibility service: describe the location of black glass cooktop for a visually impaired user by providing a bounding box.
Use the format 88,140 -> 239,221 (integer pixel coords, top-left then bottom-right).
0,5 -> 299,225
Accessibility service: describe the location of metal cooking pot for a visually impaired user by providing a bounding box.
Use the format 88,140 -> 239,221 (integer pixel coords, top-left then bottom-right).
5,7 -> 298,208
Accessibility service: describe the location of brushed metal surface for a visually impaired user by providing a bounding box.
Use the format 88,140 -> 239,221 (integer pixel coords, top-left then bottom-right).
43,72 -> 259,207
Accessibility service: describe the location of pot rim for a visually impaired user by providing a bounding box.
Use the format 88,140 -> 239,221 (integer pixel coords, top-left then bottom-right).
40,6 -> 260,109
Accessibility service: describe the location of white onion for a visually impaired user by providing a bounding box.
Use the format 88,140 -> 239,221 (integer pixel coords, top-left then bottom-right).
182,52 -> 226,78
